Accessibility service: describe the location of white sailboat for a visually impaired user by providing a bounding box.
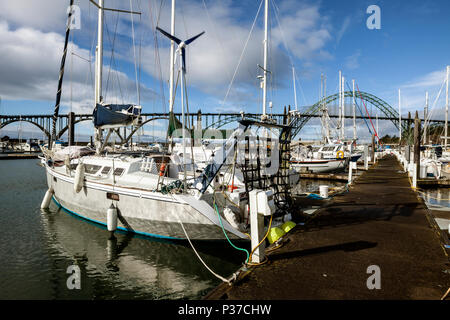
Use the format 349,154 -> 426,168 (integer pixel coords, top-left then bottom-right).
290,144 -> 347,173
40,0 -> 252,240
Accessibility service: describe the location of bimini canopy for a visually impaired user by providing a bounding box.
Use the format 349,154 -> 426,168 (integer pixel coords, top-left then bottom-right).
93,103 -> 141,129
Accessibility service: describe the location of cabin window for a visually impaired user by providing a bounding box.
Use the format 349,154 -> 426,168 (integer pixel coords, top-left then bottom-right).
85,164 -> 101,174
113,168 -> 125,176
101,166 -> 111,175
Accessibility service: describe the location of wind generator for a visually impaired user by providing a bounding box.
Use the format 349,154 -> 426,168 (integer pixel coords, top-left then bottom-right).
156,26 -> 205,191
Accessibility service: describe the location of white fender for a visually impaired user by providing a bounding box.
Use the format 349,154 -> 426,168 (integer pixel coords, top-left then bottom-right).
41,188 -> 54,209
74,162 -> 85,193
107,204 -> 118,232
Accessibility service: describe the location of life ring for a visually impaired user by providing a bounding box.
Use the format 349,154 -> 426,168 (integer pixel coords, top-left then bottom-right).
336,151 -> 345,159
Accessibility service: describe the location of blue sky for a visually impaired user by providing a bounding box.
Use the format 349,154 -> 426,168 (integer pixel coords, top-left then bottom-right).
0,0 -> 449,141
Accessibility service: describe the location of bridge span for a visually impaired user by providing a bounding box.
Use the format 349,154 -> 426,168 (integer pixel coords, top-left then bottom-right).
1,91 -> 444,143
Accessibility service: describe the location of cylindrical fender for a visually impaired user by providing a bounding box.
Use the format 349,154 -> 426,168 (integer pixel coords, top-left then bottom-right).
74,162 -> 85,193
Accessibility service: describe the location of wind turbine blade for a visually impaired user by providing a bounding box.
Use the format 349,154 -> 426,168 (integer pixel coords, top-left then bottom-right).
185,31 -> 205,45
156,27 -> 181,44
181,47 -> 186,72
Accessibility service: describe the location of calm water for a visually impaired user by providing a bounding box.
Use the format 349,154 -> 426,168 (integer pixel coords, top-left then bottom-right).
0,159 -> 244,299
0,159 -> 354,300
421,188 -> 450,208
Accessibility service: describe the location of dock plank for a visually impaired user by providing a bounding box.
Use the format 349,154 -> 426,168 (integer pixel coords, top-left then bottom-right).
205,155 -> 450,300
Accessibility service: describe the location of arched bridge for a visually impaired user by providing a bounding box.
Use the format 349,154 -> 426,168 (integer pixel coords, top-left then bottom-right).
1,91 -> 445,142
0,114 -> 92,141
290,90 -> 407,138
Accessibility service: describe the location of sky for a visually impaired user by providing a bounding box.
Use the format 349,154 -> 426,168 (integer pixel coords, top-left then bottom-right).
0,0 -> 449,142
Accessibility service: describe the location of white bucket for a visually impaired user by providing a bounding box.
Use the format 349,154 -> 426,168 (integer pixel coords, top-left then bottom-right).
420,165 -> 427,179
319,185 -> 329,198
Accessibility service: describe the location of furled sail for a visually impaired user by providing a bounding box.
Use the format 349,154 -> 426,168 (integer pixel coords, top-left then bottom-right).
93,103 -> 141,128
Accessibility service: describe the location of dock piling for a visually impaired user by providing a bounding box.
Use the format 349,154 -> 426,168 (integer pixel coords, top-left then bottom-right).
68,111 -> 75,146
348,160 -> 353,184
249,190 -> 267,264
364,145 -> 369,170
413,111 -> 421,188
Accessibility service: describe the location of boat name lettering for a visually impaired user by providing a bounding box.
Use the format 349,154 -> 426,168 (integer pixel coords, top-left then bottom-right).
107,192 -> 120,201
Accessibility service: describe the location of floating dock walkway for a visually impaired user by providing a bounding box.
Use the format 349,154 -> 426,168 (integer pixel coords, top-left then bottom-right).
205,155 -> 450,300
0,152 -> 40,160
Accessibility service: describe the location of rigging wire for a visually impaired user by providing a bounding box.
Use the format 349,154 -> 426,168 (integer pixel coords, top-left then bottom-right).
222,0 -> 264,107
104,10 -> 121,102
422,76 -> 447,143
270,0 -> 308,107
356,83 -> 380,142
345,81 -> 373,136
201,0 -> 233,82
149,0 -> 167,113
129,0 -> 141,105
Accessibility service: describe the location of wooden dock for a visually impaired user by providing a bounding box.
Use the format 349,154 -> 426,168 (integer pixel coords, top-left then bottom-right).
205,155 -> 450,300
0,152 -> 40,160
298,164 -> 450,187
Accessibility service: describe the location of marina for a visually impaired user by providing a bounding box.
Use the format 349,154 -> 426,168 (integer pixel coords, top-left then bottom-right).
0,0 -> 450,305
205,155 -> 450,300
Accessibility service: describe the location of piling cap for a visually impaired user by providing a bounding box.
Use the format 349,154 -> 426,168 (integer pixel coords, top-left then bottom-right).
268,227 -> 286,244
281,221 -> 296,233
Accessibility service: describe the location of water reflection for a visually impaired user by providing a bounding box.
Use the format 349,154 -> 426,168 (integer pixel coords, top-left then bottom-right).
420,188 -> 450,208
0,159 -> 351,299
39,203 -> 244,299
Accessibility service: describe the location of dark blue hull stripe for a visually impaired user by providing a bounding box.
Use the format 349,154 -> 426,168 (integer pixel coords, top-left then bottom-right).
51,196 -> 181,241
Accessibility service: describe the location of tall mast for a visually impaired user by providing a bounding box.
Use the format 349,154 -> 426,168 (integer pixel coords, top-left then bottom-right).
169,0 -> 176,112
338,70 -> 342,140
50,0 -> 74,150
320,73 -> 324,141
424,91 -> 428,144
95,0 -> 104,104
156,26 -> 205,192
324,74 -> 329,142
446,65 -> 449,149
341,75 -> 345,140
262,0 -> 269,117
398,88 -> 401,143
352,79 -> 356,141
94,0 -> 104,153
180,52 -> 186,190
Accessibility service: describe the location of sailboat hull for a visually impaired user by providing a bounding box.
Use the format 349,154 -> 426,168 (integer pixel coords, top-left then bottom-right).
290,159 -> 346,173
45,166 -> 242,241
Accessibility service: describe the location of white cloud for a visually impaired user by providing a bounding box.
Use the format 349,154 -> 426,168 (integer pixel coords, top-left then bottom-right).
0,20 -> 157,115
0,0 -> 69,32
139,0 -> 333,110
401,69 -> 447,112
345,50 -> 361,70
401,69 -> 447,89
0,0 -> 333,116
335,16 -> 351,46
